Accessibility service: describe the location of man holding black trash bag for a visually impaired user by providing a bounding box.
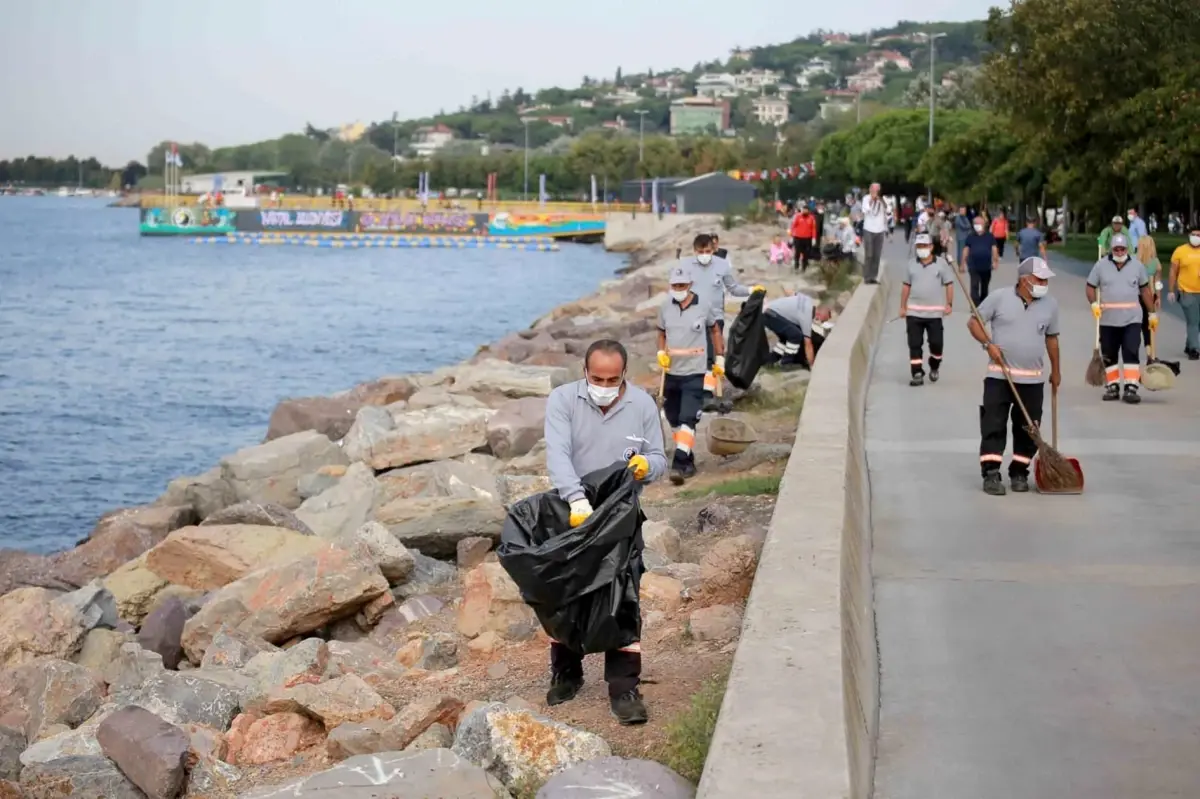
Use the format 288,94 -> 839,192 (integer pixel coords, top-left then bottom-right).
541,339 -> 667,725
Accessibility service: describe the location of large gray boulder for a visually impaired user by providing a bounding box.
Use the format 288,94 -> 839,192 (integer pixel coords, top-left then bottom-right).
96,706 -> 189,799
537,757 -> 695,798
240,749 -> 495,798
157,467 -> 237,520
220,430 -> 348,510
375,460 -> 500,505
19,755 -> 144,798
453,702 -> 610,786
448,359 -> 570,398
376,496 -> 507,559
344,405 -> 493,471
295,462 -> 380,540
485,396 -> 547,459
199,501 -> 314,535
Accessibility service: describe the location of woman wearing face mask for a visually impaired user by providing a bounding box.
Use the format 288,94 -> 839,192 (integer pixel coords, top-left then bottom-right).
1136,236 -> 1162,351
960,216 -> 999,307
1167,225 -> 1200,359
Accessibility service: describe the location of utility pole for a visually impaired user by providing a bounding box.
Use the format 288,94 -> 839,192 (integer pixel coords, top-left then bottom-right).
927,32 -> 947,205
522,119 -> 530,201
635,109 -> 649,204
391,111 -> 399,172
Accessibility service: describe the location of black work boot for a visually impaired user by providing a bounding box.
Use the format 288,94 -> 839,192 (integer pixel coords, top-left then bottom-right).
982,471 -> 1007,496
1123,384 -> 1142,404
669,453 -> 691,485
679,456 -> 697,480
1010,473 -> 1031,493
1188,349 -> 1199,361
701,394 -> 718,412
909,371 -> 925,387
1103,384 -> 1121,401
546,673 -> 583,706
610,688 -> 649,726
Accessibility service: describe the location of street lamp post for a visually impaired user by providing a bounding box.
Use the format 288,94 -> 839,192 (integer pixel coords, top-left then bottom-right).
635,109 -> 649,203
522,119 -> 530,201
927,32 -> 948,204
391,111 -> 399,173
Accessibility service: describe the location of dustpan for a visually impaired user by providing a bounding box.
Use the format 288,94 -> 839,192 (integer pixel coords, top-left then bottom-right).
1143,324 -> 1177,391
1035,385 -> 1084,494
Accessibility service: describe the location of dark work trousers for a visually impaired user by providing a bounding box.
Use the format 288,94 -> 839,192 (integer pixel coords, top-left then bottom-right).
904,219 -> 913,242
979,377 -> 1044,477
704,318 -> 726,372
792,236 -> 808,269
905,317 -> 944,377
663,373 -> 705,465
550,643 -> 641,698
969,269 -> 992,308
1138,295 -> 1153,350
1099,323 -> 1143,385
763,311 -> 824,367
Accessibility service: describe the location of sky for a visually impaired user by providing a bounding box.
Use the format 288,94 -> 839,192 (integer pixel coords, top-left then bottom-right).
1,0 -> 999,165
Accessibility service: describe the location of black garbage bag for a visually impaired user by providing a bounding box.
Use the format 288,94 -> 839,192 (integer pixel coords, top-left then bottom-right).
497,463 -> 644,655
725,290 -> 771,389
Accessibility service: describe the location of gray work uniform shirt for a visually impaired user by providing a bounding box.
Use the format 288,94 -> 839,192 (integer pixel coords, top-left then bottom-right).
658,292 -> 717,376
903,257 -> 953,319
682,256 -> 750,322
975,287 -> 1060,384
544,380 -> 667,504
1086,257 -> 1148,327
765,294 -> 814,337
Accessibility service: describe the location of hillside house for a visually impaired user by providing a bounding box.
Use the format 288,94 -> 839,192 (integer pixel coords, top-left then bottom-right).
751,95 -> 790,127
411,124 -> 456,158
822,33 -> 851,46
669,96 -> 731,135
848,71 -> 885,92
734,69 -> 783,91
603,89 -> 642,106
695,73 -> 739,98
861,49 -> 913,71
802,58 -> 834,77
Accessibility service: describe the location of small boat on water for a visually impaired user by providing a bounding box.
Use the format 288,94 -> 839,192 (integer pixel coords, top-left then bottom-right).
56,187 -> 71,197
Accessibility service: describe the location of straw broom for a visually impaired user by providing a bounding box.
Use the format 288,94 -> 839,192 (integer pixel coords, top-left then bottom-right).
1085,289 -> 1106,386
944,257 -> 1083,491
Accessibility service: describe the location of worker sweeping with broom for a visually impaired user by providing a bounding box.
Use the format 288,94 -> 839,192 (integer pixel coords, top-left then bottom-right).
1085,233 -> 1156,405
967,257 -> 1063,496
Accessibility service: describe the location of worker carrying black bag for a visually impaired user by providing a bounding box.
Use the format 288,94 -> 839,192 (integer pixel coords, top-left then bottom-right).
498,463 -> 644,656
724,289 -> 771,389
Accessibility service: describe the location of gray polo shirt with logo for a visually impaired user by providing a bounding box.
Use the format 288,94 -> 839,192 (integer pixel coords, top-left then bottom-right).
682,256 -> 750,321
1086,257 -> 1148,327
544,380 -> 667,503
904,257 -> 954,319
658,292 -> 717,376
975,287 -> 1060,384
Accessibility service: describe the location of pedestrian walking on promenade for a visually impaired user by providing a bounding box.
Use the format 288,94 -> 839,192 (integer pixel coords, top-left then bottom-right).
789,206 -> 817,271
1167,224 -> 1200,359
1087,234 -> 1156,404
953,205 -> 973,264
990,211 -> 1010,259
1016,215 -> 1047,262
861,182 -> 888,284
960,216 -> 1000,307
1097,215 -> 1127,259
968,257 -> 1061,496
900,234 -> 954,386
1137,236 -> 1163,352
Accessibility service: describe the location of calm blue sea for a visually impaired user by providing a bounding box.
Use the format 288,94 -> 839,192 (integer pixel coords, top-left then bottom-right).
0,198 -> 621,554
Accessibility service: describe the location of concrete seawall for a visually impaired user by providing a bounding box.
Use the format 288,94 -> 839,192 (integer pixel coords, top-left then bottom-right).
603,212 -> 717,250
698,274 -> 890,799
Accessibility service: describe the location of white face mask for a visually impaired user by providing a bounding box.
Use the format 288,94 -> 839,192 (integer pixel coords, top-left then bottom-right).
696,253 -> 712,266
974,224 -> 984,233
1127,214 -> 1135,222
1190,235 -> 1200,247
586,381 -> 621,406
1113,252 -> 1129,264
1030,283 -> 1049,299
670,289 -> 689,303
916,248 -> 932,260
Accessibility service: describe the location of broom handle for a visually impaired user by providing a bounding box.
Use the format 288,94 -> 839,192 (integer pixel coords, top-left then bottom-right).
1052,384 -> 1059,449
944,256 -> 1041,432
1094,289 -> 1102,349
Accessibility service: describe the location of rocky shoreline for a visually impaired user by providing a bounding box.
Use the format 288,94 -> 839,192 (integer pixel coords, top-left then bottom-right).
0,219 -> 854,798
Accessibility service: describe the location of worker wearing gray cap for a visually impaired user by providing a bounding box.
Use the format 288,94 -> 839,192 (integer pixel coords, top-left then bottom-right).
657,265 -> 723,484
968,257 -> 1061,496
1086,232 -> 1156,403
901,233 -> 955,386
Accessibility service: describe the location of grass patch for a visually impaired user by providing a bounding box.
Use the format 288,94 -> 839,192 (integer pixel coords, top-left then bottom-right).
678,473 -> 782,500
736,385 -> 807,413
815,258 -> 859,304
657,671 -> 731,783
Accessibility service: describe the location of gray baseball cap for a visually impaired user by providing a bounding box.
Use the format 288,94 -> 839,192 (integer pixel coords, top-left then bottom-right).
1018,257 -> 1055,279
1110,233 -> 1130,250
669,266 -> 691,284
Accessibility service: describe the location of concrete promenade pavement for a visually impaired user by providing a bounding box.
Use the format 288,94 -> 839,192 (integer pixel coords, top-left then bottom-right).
868,237 -> 1200,798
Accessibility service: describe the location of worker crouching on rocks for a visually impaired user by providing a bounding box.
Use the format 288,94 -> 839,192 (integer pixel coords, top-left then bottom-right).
658,266 -> 724,485
900,233 -> 954,386
543,339 -> 667,725
967,257 -> 1061,496
762,289 -> 832,369
1087,233 -> 1156,404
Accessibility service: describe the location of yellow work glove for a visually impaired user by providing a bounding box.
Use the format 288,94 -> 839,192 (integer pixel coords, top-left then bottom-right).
712,355 -> 726,378
656,350 -> 671,369
568,498 -> 593,528
1148,312 -> 1159,331
1090,302 -> 1102,320
627,454 -> 650,480
751,284 -> 766,294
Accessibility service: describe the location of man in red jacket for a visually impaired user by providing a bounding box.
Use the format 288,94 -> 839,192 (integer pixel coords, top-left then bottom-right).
790,206 -> 818,272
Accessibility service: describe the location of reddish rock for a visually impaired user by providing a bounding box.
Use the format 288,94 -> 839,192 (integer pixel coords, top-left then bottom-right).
1,659 -> 104,741
700,535 -> 759,597
227,712 -> 324,765
53,504 -> 195,587
324,721 -> 386,761
0,550 -> 75,596
0,588 -> 88,668
263,674 -> 395,730
485,397 -> 548,459
265,394 -> 363,442
348,376 -> 420,407
456,563 -> 538,641
379,695 -> 464,750
96,706 -> 189,799
137,596 -> 189,670
180,544 -> 389,662
144,524 -> 325,591
199,501 -> 314,535
0,778 -> 24,798
456,536 -> 493,570
180,723 -> 227,762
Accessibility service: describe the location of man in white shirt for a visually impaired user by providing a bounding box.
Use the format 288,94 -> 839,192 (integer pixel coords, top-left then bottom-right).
861,182 -> 889,284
